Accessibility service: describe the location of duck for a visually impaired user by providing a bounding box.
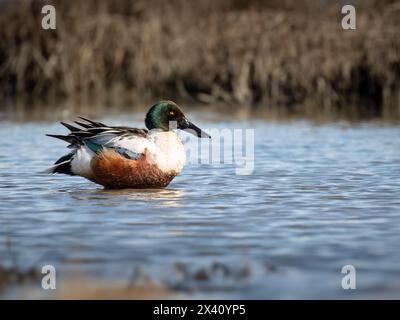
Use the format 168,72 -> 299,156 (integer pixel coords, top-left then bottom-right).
46,101 -> 211,189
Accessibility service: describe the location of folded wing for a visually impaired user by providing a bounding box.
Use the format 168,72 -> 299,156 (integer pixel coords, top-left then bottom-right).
46,117 -> 151,176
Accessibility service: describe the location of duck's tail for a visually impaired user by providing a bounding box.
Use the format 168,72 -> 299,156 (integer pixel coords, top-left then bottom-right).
43,153 -> 75,175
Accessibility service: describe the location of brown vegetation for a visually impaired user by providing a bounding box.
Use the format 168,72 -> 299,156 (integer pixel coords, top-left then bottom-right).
0,0 -> 399,119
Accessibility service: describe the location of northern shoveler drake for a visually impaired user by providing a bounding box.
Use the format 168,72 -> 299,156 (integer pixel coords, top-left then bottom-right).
46,101 -> 211,189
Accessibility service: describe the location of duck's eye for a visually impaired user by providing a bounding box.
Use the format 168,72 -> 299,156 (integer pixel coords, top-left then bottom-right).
169,111 -> 175,116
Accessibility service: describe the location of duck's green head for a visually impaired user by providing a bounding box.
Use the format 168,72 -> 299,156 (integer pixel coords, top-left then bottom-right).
145,101 -> 211,138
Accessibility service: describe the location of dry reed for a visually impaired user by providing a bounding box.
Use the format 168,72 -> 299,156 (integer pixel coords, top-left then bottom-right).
0,0 -> 399,119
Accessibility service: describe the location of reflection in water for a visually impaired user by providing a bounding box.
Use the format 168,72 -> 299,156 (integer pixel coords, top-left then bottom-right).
68,188 -> 185,208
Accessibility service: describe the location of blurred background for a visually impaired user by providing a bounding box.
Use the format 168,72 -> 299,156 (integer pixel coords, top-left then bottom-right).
1,0 -> 400,300
0,0 -> 399,120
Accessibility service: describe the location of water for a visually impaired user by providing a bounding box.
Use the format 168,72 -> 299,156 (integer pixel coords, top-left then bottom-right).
1,113 -> 400,299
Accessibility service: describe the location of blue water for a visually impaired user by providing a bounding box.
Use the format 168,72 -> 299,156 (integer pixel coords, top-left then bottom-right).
1,114 -> 400,298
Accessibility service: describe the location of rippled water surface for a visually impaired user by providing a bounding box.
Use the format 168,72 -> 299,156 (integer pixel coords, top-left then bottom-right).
1,114 -> 400,298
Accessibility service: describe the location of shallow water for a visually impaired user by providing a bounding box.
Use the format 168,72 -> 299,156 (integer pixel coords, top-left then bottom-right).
1,113 -> 400,299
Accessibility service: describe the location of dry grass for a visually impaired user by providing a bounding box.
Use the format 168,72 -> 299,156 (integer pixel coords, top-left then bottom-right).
0,0 -> 399,120
55,279 -> 173,299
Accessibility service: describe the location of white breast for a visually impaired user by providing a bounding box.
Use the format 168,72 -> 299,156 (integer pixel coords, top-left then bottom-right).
146,131 -> 186,174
